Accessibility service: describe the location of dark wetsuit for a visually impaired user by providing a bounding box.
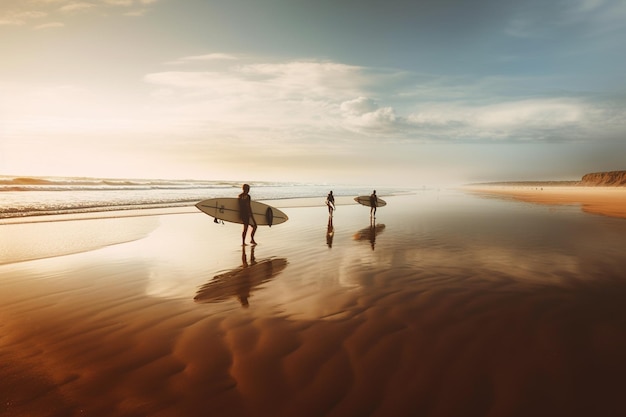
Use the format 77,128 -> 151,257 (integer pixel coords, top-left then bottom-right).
238,193 -> 252,225
327,193 -> 335,211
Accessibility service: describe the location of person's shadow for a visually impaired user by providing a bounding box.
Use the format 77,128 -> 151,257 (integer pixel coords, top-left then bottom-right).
194,246 -> 287,307
353,219 -> 386,250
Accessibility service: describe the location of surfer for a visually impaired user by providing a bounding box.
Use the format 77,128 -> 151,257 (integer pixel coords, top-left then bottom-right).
326,190 -> 335,215
238,184 -> 258,245
370,190 -> 378,217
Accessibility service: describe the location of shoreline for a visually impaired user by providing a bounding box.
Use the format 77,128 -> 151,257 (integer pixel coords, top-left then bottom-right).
462,184 -> 626,220
0,194 -> 396,225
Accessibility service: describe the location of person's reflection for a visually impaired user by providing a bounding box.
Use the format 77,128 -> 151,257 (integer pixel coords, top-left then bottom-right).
236,245 -> 256,307
353,220 -> 386,250
326,215 -> 334,248
194,245 -> 287,308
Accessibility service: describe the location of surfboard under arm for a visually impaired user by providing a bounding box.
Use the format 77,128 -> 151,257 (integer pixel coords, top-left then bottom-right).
195,198 -> 288,226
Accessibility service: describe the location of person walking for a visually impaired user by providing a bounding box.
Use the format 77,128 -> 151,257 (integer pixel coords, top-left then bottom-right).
326,190 -> 335,215
369,190 -> 378,217
238,184 -> 258,245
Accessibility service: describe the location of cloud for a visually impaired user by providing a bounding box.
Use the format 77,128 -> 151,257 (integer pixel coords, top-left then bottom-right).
344,107 -> 398,132
165,53 -> 239,66
142,56 -> 626,146
5,54 -> 624,173
339,97 -> 400,134
0,10 -> 46,26
34,21 -> 64,29
0,0 -> 158,28
103,0 -> 134,5
340,97 -> 379,116
146,60 -> 368,102
107,0 -> 159,6
59,2 -> 96,13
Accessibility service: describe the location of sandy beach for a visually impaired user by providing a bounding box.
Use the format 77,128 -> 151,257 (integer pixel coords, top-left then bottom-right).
462,184 -> 626,220
3,191 -> 626,417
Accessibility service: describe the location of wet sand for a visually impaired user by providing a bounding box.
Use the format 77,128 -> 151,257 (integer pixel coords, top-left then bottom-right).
2,192 -> 626,417
463,184 -> 626,220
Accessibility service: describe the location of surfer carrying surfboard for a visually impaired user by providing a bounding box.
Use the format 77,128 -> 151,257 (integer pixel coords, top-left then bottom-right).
326,190 -> 335,215
370,190 -> 378,217
238,184 -> 258,246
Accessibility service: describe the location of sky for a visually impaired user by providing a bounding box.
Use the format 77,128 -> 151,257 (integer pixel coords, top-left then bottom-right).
1,0 -> 626,186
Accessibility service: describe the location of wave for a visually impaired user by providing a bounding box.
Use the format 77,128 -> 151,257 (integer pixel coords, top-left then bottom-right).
0,176 -> 413,220
0,175 -> 241,192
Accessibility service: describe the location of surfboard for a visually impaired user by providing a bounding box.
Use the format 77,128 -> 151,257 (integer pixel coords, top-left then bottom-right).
195,198 -> 288,226
354,196 -> 387,207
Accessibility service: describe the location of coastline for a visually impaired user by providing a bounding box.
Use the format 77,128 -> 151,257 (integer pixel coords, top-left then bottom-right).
462,183 -> 626,220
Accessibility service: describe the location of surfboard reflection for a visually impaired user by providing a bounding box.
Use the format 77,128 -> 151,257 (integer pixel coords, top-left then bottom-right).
353,222 -> 386,250
194,246 -> 288,308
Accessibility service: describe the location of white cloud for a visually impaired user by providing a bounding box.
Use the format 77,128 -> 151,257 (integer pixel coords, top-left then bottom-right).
0,0 -> 158,28
103,0 -> 134,6
143,60 -> 385,141
342,107 -> 398,133
238,61 -> 366,98
34,21 -> 64,29
102,0 -> 158,8
142,57 -> 626,145
340,97 -> 379,116
165,53 -> 239,65
338,98 -> 401,134
403,98 -> 602,143
474,99 -> 583,128
145,60 -> 369,103
5,54 -> 624,175
59,2 -> 96,13
0,10 -> 47,25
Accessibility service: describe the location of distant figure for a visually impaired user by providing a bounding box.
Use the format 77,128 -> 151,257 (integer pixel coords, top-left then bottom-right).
238,183 -> 257,245
369,190 -> 378,217
326,190 -> 335,215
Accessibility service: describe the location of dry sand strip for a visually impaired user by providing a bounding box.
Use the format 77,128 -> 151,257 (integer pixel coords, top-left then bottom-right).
462,185 -> 626,220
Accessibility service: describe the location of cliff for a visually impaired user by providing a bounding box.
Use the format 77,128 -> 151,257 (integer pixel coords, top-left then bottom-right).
580,171 -> 626,186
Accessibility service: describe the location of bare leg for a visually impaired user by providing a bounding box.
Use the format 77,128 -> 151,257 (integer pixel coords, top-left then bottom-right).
250,222 -> 258,245
242,224 -> 249,245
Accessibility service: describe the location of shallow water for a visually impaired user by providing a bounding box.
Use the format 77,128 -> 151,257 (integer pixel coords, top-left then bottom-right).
2,190 -> 626,416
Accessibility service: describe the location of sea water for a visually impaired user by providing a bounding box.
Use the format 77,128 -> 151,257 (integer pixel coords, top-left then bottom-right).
0,176 -> 410,219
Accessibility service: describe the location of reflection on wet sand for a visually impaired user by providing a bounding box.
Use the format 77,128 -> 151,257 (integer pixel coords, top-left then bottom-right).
194,246 -> 288,307
5,193 -> 626,416
326,215 -> 334,248
0,215 -> 159,265
353,221 -> 386,250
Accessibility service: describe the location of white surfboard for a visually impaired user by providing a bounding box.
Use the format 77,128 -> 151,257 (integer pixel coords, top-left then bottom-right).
354,196 -> 387,207
195,198 -> 288,226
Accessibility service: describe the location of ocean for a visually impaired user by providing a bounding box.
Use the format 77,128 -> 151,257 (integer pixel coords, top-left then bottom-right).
0,175 -> 411,220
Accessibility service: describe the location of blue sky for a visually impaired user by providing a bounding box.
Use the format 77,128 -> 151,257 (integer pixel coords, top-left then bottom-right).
1,0 -> 625,185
